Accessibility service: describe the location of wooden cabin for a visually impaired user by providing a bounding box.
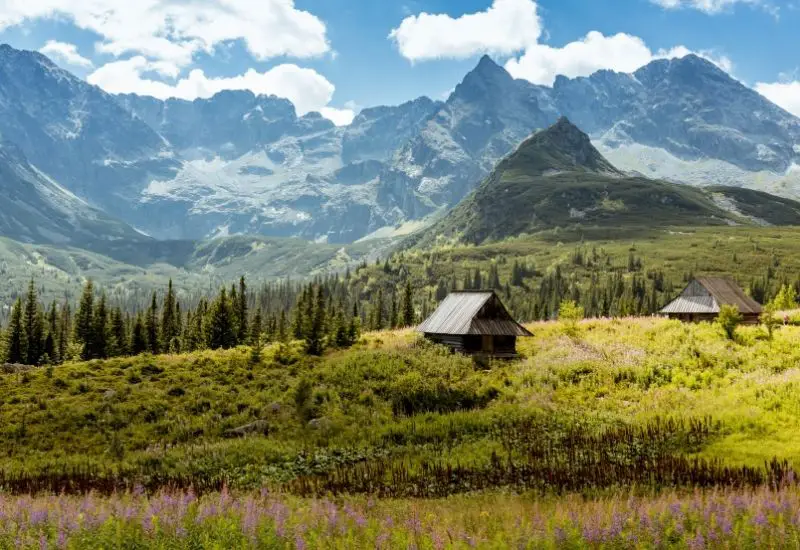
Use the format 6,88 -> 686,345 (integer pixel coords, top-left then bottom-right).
416,291 -> 532,358
660,277 -> 762,324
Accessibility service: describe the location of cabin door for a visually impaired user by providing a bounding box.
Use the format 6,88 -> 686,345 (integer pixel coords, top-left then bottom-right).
482,335 -> 494,353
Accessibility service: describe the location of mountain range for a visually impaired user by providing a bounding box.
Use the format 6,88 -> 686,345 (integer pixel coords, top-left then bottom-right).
0,44 -> 798,247
411,117 -> 800,247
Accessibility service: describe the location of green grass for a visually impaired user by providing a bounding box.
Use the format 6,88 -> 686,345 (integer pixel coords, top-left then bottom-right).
4,313 -> 800,491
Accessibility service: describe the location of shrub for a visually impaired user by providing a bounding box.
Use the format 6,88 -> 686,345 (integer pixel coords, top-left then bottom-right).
717,305 -> 743,340
558,300 -> 584,337
761,304 -> 781,340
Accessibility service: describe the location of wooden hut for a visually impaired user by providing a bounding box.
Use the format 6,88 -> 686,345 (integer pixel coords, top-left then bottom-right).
416,291 -> 532,358
660,277 -> 762,324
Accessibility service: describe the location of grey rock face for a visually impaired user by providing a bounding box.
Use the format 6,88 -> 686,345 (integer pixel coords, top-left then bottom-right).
0,140 -> 144,246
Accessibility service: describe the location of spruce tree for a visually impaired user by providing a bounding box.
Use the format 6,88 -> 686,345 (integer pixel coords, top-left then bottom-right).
145,293 -> 160,355
23,280 -> 43,365
4,298 -> 25,364
402,281 -> 415,327
161,279 -> 178,349
250,308 -> 263,345
131,314 -> 148,355
237,276 -> 248,345
93,293 -> 109,359
306,286 -> 326,356
58,301 -> 71,364
390,292 -> 399,329
207,288 -> 236,349
111,307 -> 128,356
75,281 -> 95,360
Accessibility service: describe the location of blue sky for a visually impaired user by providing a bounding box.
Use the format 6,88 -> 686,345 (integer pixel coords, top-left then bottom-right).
0,0 -> 798,123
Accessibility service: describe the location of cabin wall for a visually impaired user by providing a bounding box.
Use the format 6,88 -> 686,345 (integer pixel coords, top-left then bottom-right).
668,313 -> 760,325
424,333 -> 519,358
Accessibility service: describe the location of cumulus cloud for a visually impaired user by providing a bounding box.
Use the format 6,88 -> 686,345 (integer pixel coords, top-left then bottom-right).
392,1 -> 733,87
389,0 -> 541,61
755,81 -> 800,117
86,57 -> 354,125
39,40 -> 93,68
0,0 -> 330,67
505,32 -> 733,86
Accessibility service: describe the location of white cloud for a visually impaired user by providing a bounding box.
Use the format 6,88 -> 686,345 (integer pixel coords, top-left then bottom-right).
504,32 -> 733,86
391,1 -> 733,87
86,57 -> 354,125
755,81 -> 800,117
0,0 -> 330,67
319,107 -> 355,126
650,0 -> 767,14
389,0 -> 541,61
39,40 -> 93,68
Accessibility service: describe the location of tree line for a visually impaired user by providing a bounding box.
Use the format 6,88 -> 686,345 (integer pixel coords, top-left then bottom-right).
1,275 -> 417,366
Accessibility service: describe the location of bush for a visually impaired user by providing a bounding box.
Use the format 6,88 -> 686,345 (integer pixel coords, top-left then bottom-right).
717,305 -> 743,340
559,300 -> 584,337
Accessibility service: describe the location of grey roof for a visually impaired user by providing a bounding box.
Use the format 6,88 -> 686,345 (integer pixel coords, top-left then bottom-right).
661,277 -> 762,315
417,291 -> 533,337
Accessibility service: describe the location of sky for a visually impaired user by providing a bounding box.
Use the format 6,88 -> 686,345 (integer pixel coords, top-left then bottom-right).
0,0 -> 798,125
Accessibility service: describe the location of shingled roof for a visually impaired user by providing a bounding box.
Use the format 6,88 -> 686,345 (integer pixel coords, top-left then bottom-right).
417,291 -> 533,337
661,277 -> 762,315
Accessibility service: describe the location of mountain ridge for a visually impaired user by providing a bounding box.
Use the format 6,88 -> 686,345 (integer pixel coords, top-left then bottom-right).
0,44 -> 798,245
409,118 -> 800,247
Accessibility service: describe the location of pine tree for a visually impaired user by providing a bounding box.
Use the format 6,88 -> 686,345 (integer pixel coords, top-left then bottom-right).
4,298 -> 25,364
374,289 -> 384,330
23,280 -> 43,365
207,288 -> 236,349
111,307 -> 128,357
277,309 -> 288,343
44,302 -> 58,364
250,308 -> 263,345
145,293 -> 160,355
131,314 -> 148,355
402,281 -> 414,327
306,286 -> 326,356
237,276 -> 249,345
390,291 -> 399,329
75,281 -> 95,360
93,293 -> 110,359
161,279 -> 178,350
57,301 -> 71,364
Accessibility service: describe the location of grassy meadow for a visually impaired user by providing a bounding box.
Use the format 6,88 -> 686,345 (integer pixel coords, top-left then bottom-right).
5,314 -> 800,546
3,314 -> 800,487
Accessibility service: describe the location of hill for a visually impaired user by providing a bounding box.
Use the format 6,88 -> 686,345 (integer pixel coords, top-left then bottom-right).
411,118 -> 800,247
1,317 -> 799,493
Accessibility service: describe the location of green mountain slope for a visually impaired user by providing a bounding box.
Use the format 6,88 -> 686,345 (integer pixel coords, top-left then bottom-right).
410,118 -> 800,247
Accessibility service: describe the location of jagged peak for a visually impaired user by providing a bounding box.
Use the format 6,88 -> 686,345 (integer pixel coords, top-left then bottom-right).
510,117 -> 621,175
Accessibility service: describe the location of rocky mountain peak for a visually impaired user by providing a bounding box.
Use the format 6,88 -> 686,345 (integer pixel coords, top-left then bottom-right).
452,54 -> 515,102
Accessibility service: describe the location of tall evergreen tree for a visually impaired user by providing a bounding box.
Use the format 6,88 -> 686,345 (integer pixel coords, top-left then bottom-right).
306,286 -> 326,356
131,314 -> 148,356
4,298 -> 25,364
93,293 -> 109,359
75,281 -> 95,360
237,276 -> 249,345
145,293 -> 160,355
161,279 -> 178,349
23,280 -> 43,365
250,308 -> 263,345
111,307 -> 128,356
207,288 -> 236,350
402,281 -> 415,327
